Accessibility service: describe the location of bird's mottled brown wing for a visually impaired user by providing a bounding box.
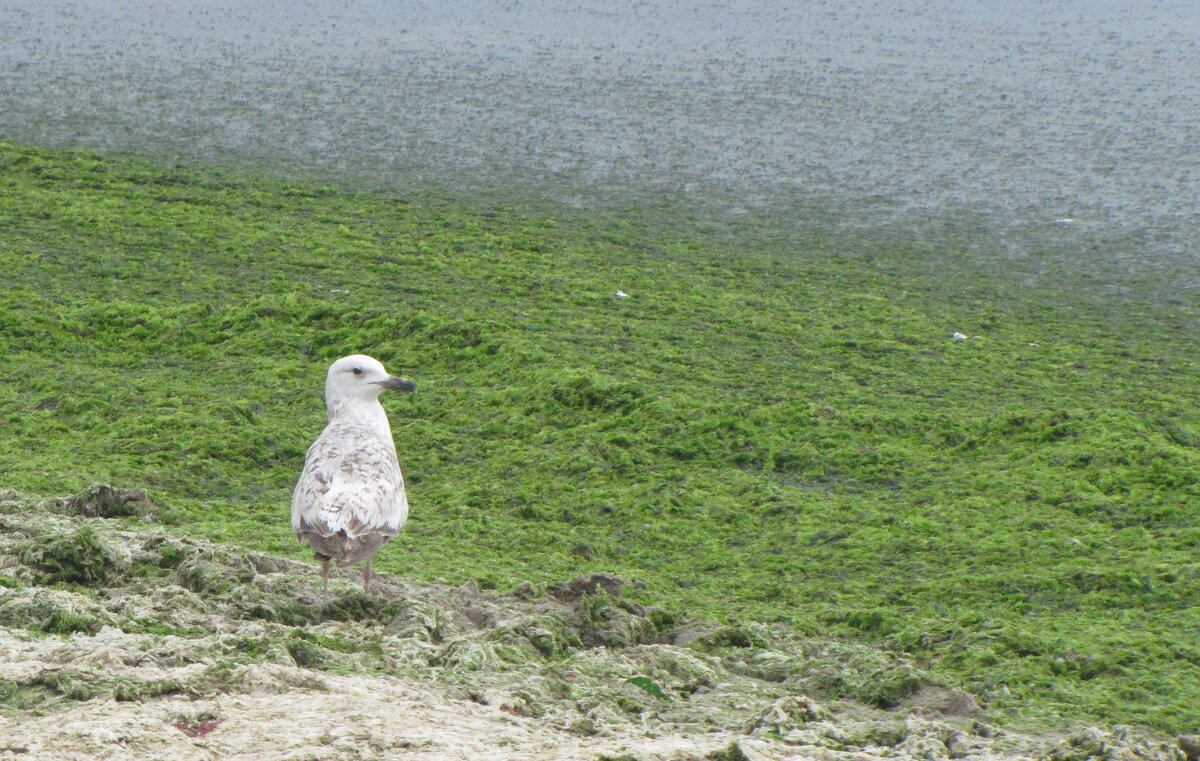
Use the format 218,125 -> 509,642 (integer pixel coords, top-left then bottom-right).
291,421 -> 408,544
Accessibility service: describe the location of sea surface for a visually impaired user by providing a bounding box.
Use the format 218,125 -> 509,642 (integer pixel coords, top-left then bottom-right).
1,0 -> 1197,292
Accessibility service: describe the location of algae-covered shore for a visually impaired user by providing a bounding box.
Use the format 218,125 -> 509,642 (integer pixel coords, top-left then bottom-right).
0,488 -> 1189,760
1,142 -> 1199,756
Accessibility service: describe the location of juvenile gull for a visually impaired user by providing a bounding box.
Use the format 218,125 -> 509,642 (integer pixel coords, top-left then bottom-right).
292,354 -> 416,593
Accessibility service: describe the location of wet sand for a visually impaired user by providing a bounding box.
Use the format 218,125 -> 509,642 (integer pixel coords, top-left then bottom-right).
1,0 -> 1197,290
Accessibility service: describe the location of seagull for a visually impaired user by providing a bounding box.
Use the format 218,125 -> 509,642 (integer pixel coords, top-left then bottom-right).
291,354 -> 416,593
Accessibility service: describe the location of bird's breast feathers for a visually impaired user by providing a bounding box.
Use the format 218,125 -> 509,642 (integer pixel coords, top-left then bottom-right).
291,422 -> 408,538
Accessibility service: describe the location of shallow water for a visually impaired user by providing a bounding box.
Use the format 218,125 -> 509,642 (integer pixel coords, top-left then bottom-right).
1,0 -> 1198,291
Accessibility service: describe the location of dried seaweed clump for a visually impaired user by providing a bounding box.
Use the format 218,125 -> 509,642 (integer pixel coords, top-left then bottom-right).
60,483 -> 152,519
0,588 -> 111,634
1048,727 -> 1186,761
17,524 -> 129,585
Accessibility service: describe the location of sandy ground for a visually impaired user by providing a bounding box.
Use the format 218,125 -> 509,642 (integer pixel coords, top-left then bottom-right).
0,664 -> 809,760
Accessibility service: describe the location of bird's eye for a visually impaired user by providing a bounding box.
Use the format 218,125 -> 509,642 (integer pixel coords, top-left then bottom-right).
352,367 -> 363,375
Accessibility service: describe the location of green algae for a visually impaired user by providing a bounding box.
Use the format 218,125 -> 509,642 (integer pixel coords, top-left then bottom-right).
0,589 -> 109,635
625,676 -> 672,702
0,142 -> 1199,733
17,525 -> 128,586
23,667 -> 182,703
706,742 -> 751,761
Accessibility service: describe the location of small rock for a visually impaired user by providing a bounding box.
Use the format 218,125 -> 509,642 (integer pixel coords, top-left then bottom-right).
463,605 -> 499,628
971,720 -> 999,738
898,717 -> 964,761
88,727 -> 121,744
174,718 -> 222,738
548,572 -> 628,602
746,695 -> 831,734
940,689 -> 980,718
464,689 -> 492,705
706,741 -> 750,761
1179,735 -> 1200,761
567,718 -> 599,736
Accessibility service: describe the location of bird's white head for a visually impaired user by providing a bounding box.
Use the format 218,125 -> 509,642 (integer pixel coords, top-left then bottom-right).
324,354 -> 416,409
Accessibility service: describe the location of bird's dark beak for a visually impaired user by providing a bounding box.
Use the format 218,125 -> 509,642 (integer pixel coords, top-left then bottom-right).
375,376 -> 416,392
